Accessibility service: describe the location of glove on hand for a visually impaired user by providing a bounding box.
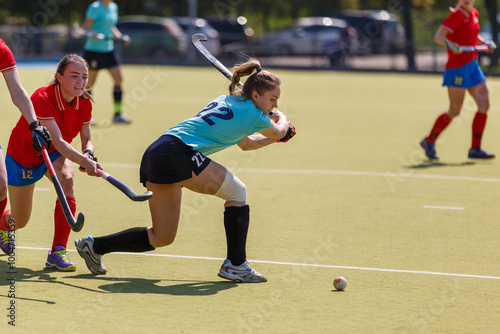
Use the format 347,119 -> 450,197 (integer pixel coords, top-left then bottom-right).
277,123 -> 296,143
79,150 -> 98,172
30,121 -> 51,152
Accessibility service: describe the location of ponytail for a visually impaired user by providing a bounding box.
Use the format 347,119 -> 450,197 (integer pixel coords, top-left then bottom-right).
229,59 -> 281,100
229,59 -> 261,95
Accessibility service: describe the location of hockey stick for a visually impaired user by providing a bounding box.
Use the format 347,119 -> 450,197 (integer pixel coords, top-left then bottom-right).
96,169 -> 153,202
41,147 -> 85,232
72,22 -> 106,40
192,33 -> 243,88
445,39 -> 495,52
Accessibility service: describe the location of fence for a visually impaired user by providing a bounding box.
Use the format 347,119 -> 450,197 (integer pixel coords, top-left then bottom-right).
0,24 -> 494,74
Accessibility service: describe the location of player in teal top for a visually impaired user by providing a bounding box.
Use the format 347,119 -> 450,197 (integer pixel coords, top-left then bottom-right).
165,94 -> 272,156
75,59 -> 296,283
83,0 -> 118,53
81,0 -> 131,124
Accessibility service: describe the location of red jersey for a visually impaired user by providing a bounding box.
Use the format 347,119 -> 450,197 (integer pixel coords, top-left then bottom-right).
7,84 -> 92,167
0,39 -> 16,74
441,6 -> 480,69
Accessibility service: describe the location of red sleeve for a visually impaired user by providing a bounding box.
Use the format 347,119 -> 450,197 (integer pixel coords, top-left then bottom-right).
31,87 -> 56,122
0,39 -> 16,73
441,11 -> 460,34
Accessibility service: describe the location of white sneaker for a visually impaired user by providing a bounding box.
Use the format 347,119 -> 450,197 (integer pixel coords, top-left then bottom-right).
218,259 -> 267,283
74,236 -> 107,275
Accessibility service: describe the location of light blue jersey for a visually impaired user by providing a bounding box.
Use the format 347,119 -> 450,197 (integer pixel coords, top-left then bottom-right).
164,95 -> 272,156
84,1 -> 118,53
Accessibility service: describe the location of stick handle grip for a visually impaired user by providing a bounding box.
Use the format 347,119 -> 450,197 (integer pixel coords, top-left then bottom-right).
41,147 -> 56,176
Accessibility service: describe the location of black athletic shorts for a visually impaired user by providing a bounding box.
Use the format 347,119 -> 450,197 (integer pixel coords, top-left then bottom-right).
83,50 -> 121,70
140,135 -> 211,186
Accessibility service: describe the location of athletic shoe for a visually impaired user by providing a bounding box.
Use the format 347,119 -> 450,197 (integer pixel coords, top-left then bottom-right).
468,147 -> 495,159
218,259 -> 268,283
0,229 -> 15,255
45,246 -> 76,272
420,138 -> 439,160
112,113 -> 131,124
74,236 -> 107,275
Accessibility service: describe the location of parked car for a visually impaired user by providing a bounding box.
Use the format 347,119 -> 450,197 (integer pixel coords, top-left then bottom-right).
171,16 -> 221,57
116,15 -> 186,60
205,16 -> 254,54
330,10 -> 405,54
255,17 -> 359,64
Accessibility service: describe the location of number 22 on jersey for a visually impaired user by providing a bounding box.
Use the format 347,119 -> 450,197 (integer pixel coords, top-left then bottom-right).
196,102 -> 234,126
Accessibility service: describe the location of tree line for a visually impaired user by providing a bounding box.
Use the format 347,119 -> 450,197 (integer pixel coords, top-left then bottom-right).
0,0 -> 478,27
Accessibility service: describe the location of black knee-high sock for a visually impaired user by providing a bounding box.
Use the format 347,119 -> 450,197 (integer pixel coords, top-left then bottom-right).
223,205 -> 250,266
113,86 -> 122,115
93,227 -> 155,255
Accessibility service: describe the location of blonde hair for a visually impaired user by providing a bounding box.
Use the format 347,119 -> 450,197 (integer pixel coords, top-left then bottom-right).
229,59 -> 281,99
50,54 -> 93,101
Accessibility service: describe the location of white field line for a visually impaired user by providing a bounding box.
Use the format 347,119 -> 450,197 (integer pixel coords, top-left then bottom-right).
423,205 -> 464,210
17,246 -> 500,280
236,168 -> 500,183
96,163 -> 500,184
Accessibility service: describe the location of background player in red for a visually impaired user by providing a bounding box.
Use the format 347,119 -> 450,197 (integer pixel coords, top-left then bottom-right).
0,38 -> 51,255
0,54 -> 101,271
420,0 -> 495,160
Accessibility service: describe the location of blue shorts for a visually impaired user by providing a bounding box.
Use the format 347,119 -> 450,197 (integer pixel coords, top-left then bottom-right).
443,59 -> 485,88
6,151 -> 62,186
140,135 -> 211,186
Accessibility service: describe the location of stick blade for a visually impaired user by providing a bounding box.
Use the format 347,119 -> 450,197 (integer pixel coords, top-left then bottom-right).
131,191 -> 153,202
72,213 -> 85,232
191,33 -> 208,45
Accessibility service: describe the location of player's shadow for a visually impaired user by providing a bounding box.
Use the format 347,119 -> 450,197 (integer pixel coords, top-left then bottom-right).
405,160 -> 476,169
0,257 -> 237,297
0,258 -> 105,305
67,274 -> 238,296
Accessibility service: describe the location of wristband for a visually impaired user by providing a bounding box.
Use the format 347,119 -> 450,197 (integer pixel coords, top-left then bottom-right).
83,149 -> 97,162
29,121 -> 40,132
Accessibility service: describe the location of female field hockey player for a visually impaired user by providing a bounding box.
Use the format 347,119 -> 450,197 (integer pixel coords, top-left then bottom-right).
0,39 -> 52,255
81,0 -> 131,124
75,59 -> 296,282
0,54 -> 101,271
420,0 -> 495,160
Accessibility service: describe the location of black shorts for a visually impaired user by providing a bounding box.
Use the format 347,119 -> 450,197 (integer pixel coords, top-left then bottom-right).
83,50 -> 121,70
140,135 -> 211,186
